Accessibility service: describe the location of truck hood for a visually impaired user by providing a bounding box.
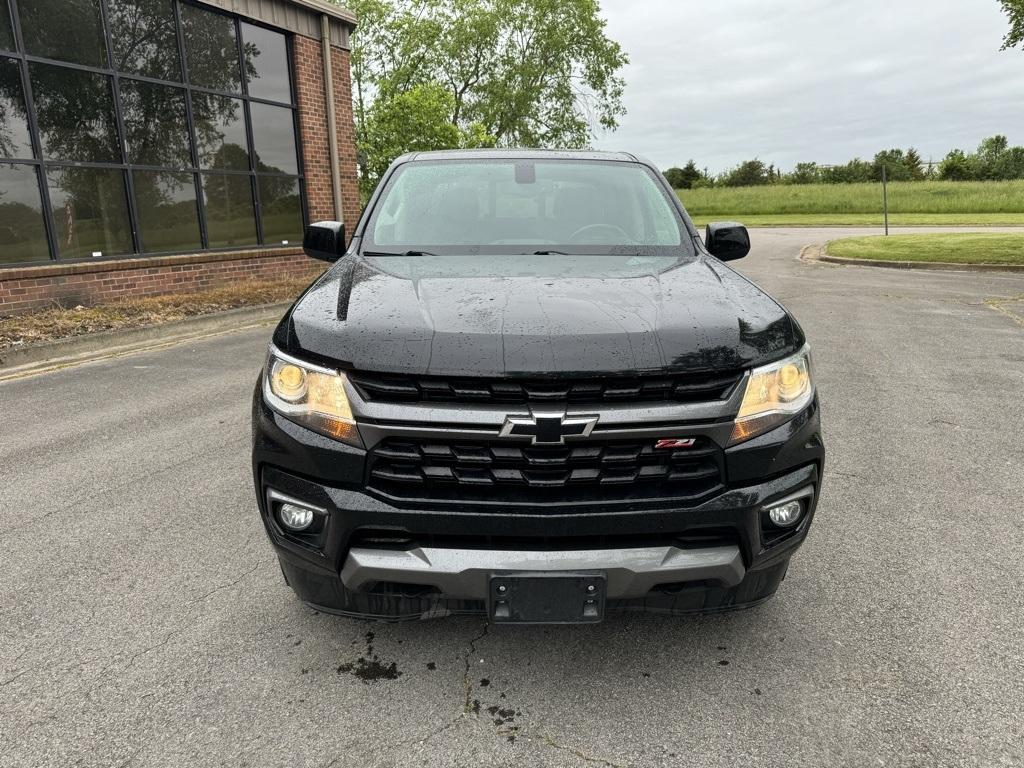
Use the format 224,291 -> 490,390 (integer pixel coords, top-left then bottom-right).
278,254 -> 802,377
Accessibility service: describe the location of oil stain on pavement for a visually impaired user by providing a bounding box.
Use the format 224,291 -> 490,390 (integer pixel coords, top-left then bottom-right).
336,631 -> 403,683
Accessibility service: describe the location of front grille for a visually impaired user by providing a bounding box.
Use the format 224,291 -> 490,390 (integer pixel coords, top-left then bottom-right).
349,370 -> 743,405
366,437 -> 725,505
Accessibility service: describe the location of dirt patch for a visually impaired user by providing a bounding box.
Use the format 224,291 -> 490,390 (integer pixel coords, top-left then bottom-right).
0,277 -> 315,350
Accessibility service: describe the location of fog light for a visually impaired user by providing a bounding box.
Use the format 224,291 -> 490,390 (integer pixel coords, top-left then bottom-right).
767,500 -> 803,527
278,502 -> 315,531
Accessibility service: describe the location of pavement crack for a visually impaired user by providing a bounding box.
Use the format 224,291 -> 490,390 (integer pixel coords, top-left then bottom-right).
829,469 -> 874,483
138,672 -> 176,702
403,717 -> 462,748
462,621 -> 490,714
0,666 -> 33,687
123,625 -> 190,671
114,746 -> 143,768
0,437 -> 248,539
80,622 -> 192,692
186,561 -> 265,606
984,293 -> 1024,326
526,731 -> 623,767
1,647 -> 31,683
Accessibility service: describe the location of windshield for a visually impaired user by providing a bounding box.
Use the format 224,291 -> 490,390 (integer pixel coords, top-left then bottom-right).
362,159 -> 692,257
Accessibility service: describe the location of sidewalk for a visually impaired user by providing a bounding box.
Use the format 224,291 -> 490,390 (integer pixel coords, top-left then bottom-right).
0,302 -> 289,380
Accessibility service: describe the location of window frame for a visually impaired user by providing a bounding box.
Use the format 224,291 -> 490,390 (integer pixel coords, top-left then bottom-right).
0,0 -> 306,266
1,0 -> 16,56
0,161 -> 51,263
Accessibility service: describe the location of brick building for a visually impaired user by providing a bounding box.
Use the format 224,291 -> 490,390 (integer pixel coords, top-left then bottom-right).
0,0 -> 357,315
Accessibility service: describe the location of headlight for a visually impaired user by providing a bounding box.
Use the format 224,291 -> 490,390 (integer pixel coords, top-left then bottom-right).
263,346 -> 361,446
729,345 -> 814,445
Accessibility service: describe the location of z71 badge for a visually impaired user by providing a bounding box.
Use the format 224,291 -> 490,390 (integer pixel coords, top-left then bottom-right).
654,438 -> 697,449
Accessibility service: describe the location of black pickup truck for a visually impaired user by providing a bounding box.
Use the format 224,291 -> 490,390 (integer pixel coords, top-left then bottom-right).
252,149 -> 824,623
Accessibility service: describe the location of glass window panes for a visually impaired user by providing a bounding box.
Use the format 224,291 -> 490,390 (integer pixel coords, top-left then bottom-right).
0,3 -> 305,263
193,93 -> 248,170
181,4 -> 242,93
133,170 -> 200,253
259,176 -> 302,245
1,0 -> 14,52
249,102 -> 297,174
46,167 -> 132,259
0,57 -> 32,159
241,23 -> 291,103
0,164 -> 49,263
20,0 -> 106,67
202,173 -> 256,248
121,80 -> 190,167
30,63 -> 119,163
108,0 -> 182,81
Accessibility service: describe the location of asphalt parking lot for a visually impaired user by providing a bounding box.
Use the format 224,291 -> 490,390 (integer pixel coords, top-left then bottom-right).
2,227 -> 1023,768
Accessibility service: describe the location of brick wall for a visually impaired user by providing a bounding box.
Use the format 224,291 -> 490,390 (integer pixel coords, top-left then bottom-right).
293,35 -> 333,223
0,31 -> 358,318
331,47 -> 362,232
0,249 -> 323,317
294,36 -> 361,232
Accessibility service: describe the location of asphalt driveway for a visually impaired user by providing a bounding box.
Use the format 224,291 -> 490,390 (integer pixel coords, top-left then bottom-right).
2,228 -> 1022,768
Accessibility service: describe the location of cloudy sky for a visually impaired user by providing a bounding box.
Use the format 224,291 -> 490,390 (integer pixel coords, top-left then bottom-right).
592,0 -> 1024,174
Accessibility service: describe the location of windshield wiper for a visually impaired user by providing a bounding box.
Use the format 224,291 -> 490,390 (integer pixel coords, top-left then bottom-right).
361,249 -> 439,257
530,249 -> 569,255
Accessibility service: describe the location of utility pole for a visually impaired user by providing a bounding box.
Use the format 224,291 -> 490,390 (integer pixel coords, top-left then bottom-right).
882,165 -> 889,236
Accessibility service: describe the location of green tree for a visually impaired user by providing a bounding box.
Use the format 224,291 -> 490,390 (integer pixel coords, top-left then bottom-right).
691,172 -> 715,189
720,159 -> 771,187
788,162 -> 821,184
663,167 -> 686,189
976,134 -> 1010,178
663,160 -> 704,189
1000,146 -> 1024,179
938,149 -> 975,180
999,0 -> 1024,49
359,82 -> 494,184
347,0 -> 628,188
872,149 -> 912,181
935,136 -> 1024,181
823,158 -> 873,183
904,147 -> 926,180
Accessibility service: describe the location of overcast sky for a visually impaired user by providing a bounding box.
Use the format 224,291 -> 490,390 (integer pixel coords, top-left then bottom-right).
591,0 -> 1024,174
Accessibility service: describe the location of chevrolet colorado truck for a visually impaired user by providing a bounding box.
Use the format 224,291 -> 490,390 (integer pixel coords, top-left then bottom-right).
252,149 -> 824,623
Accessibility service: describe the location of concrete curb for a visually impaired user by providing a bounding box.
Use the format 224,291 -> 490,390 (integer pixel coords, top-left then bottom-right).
805,241 -> 1024,273
0,302 -> 290,379
798,244 -> 833,266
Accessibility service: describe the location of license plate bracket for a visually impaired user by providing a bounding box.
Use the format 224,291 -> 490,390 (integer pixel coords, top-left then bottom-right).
489,572 -> 606,624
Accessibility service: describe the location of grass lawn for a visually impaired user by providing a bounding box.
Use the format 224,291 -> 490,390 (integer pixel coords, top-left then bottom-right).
0,275 -> 317,350
688,213 -> 1024,228
825,233 -> 1024,265
678,179 -> 1024,227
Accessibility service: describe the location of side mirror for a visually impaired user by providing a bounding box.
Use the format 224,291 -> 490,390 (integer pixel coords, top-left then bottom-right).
705,222 -> 750,261
303,221 -> 346,262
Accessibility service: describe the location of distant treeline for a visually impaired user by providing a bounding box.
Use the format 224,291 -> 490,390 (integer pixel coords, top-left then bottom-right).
665,135 -> 1024,188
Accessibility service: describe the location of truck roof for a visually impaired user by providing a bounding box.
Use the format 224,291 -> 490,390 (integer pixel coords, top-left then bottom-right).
397,148 -> 641,163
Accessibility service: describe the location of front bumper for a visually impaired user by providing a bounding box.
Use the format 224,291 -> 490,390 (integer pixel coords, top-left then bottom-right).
253,387 -> 824,619
341,542 -> 747,599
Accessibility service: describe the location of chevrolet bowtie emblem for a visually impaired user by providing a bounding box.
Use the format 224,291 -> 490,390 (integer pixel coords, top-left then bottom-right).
499,412 -> 599,445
